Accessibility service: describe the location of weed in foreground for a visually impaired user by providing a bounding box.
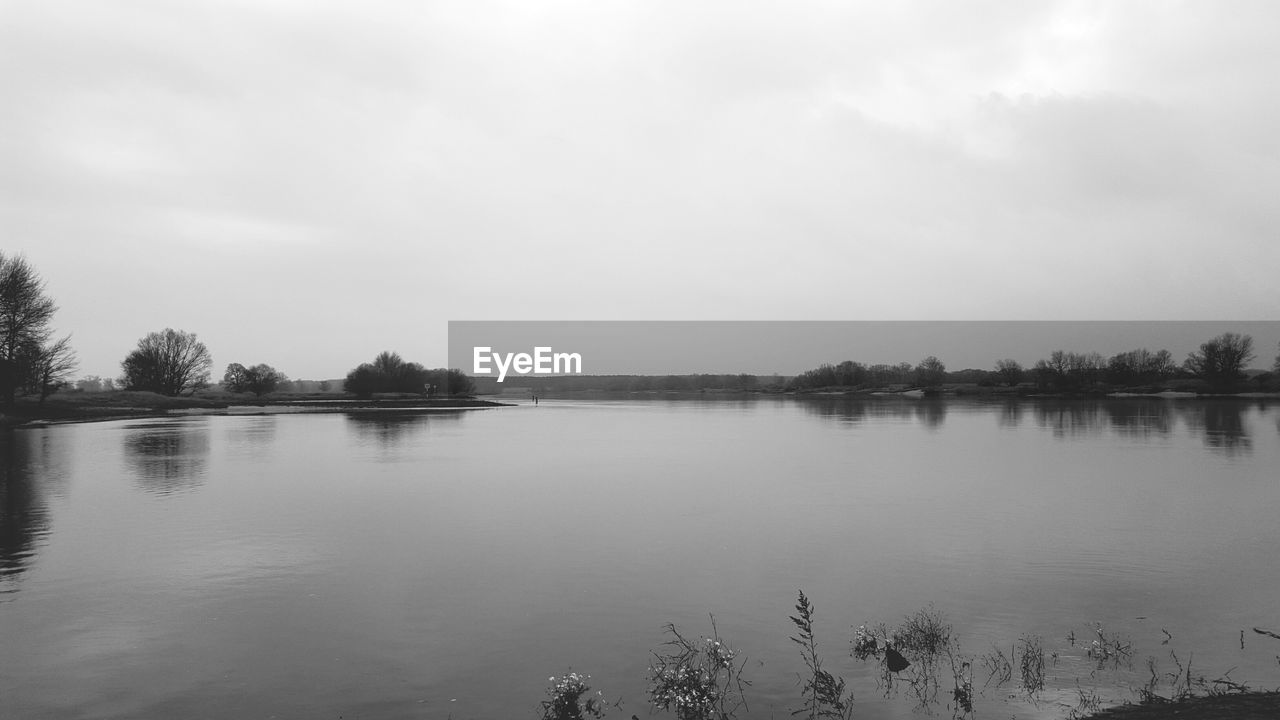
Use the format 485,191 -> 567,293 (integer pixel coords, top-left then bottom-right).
1017,635 -> 1046,695
852,605 -> 969,711
1083,623 -> 1133,672
647,618 -> 749,720
1138,650 -> 1253,704
790,590 -> 853,720
980,644 -> 1013,689
1064,681 -> 1104,720
541,672 -> 608,720
949,657 -> 974,716
897,605 -> 956,707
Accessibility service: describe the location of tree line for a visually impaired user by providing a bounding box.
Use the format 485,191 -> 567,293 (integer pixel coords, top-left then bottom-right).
788,332 -> 1271,393
1,254 -> 477,403
112,334 -> 476,398
6,254 -> 1279,402
473,372 -> 788,394
789,356 -> 948,391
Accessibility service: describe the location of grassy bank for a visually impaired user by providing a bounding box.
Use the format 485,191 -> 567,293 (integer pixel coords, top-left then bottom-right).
1,390 -> 228,425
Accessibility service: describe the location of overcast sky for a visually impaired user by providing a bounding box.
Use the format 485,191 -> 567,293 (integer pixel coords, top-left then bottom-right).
3,1 -> 1278,379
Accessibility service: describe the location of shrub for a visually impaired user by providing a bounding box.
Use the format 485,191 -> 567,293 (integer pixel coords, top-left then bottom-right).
647,619 -> 748,720
541,672 -> 607,720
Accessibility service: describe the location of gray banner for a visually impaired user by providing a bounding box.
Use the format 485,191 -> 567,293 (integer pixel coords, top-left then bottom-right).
448,321 -> 1280,378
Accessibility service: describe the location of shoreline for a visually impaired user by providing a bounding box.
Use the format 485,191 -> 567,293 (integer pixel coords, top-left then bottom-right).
2,394 -> 512,428
5,388 -> 1277,428
1083,691 -> 1280,719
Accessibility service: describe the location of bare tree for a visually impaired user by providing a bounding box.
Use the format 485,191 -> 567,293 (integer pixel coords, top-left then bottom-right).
121,328 -> 213,396
914,356 -> 947,387
21,335 -> 78,402
0,254 -> 59,406
1107,348 -> 1177,386
1184,332 -> 1254,388
1034,350 -> 1105,391
994,359 -> 1023,386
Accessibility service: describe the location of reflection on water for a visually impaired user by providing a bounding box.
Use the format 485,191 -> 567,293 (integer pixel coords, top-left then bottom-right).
1032,399 -> 1106,438
0,429 -> 72,594
1104,399 -> 1174,438
0,431 -> 51,594
914,398 -> 946,429
123,419 -> 211,494
794,396 -> 1266,455
1180,401 -> 1251,455
344,410 -> 463,447
0,400 -> 1277,720
1033,398 -> 1184,439
1029,398 -> 1255,453
795,396 -> 941,426
998,398 -> 1023,428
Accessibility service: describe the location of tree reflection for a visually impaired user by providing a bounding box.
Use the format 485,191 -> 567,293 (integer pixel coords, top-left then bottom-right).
1178,401 -> 1251,456
345,410 -> 462,447
123,419 -> 211,494
0,431 -> 49,594
997,399 -> 1023,429
1032,400 -> 1107,438
796,396 -> 1271,455
914,398 -> 947,429
797,397 -> 870,425
1103,399 -> 1174,438
796,396 -> 946,429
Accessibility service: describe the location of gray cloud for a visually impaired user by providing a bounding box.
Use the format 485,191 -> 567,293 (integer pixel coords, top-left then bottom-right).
2,1 -> 1277,378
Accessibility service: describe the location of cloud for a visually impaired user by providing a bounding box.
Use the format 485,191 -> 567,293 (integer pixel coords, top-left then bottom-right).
2,1 -> 1278,376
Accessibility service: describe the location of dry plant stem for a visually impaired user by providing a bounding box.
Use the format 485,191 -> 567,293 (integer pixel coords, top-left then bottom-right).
1018,635 -> 1046,695
790,590 -> 852,720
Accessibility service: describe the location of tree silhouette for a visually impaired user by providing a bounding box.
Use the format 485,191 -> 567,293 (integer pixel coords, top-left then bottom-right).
121,328 -> 213,396
0,254 -> 67,407
1184,332 -> 1254,389
994,359 -> 1023,386
223,362 -> 286,396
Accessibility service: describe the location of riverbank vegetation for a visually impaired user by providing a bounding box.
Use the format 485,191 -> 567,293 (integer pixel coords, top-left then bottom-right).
5,254 -> 1279,411
343,350 -> 474,397
0,253 -> 79,407
539,591 -> 1280,720
468,334 -> 1280,398
783,332 -> 1275,396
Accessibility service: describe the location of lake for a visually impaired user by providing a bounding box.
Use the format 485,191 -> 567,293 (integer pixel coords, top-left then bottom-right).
2,396 -> 1278,719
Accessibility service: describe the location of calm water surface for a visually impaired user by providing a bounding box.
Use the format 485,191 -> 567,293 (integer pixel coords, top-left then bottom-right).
1,397 -> 1278,719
